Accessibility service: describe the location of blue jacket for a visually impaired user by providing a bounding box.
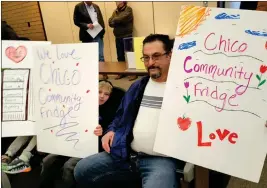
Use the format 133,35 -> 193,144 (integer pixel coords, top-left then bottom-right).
105,76 -> 150,168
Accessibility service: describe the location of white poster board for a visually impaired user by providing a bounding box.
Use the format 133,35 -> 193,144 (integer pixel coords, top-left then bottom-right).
33,43 -> 99,158
1,40 -> 51,137
154,6 -> 267,183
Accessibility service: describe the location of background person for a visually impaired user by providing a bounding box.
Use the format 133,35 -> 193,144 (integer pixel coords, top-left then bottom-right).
109,1 -> 137,81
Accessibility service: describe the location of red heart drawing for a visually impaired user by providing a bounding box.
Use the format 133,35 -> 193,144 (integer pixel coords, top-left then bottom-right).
5,46 -> 27,63
85,129 -> 88,132
76,63 -> 79,66
86,90 -> 90,93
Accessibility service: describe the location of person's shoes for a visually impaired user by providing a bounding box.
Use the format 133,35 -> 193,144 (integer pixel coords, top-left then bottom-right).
103,75 -> 108,80
115,75 -> 126,80
128,76 -> 138,81
1,154 -> 12,171
4,158 -> 31,174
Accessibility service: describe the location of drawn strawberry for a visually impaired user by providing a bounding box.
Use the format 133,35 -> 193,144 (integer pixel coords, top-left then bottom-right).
177,116 -> 192,131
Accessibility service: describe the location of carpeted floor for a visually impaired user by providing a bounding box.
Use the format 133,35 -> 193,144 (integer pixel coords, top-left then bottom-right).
105,75 -> 267,188
227,156 -> 267,188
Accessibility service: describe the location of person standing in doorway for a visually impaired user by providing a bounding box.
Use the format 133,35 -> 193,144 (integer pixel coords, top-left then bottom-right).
74,1 -> 108,80
109,1 -> 137,81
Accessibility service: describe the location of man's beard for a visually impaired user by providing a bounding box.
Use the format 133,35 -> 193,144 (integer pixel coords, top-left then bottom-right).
148,66 -> 162,79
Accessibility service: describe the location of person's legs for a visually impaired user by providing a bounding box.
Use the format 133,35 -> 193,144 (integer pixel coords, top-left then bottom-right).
19,136 -> 37,162
2,136 -> 30,169
5,136 -> 30,157
93,36 -> 107,79
74,152 -> 136,188
115,37 -> 125,62
39,154 -> 70,188
115,37 -> 126,80
3,136 -> 36,174
138,156 -> 183,188
61,157 -> 81,188
93,36 -> 105,62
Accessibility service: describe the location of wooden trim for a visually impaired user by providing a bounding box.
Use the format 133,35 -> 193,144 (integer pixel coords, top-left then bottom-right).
37,2 -> 47,41
195,166 -> 209,188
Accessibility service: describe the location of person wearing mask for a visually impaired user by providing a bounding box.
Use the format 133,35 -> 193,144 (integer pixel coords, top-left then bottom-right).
109,2 -> 137,81
74,1 -> 108,79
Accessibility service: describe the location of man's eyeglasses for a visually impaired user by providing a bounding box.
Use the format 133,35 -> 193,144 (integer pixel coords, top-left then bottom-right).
140,52 -> 169,62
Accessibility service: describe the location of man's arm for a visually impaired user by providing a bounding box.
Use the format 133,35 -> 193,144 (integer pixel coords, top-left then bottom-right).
104,81 -> 138,133
95,5 -> 105,29
108,11 -> 117,28
73,4 -> 88,30
111,7 -> 133,25
104,97 -> 125,133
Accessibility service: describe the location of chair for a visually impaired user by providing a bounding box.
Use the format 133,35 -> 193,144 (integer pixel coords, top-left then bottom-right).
178,162 -> 195,188
1,172 -> 11,188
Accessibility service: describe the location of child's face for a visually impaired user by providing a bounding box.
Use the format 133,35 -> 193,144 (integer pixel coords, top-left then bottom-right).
99,87 -> 111,105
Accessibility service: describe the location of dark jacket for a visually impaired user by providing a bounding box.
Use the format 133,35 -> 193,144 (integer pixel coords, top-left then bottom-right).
1,21 -> 19,40
74,2 -> 105,42
99,85 -> 125,152
105,76 -> 150,168
108,5 -> 133,38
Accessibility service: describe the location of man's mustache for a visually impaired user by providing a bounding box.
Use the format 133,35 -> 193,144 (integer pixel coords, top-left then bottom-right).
148,66 -> 160,71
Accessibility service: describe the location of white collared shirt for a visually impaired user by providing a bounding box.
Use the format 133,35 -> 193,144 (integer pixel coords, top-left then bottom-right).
84,3 -> 98,23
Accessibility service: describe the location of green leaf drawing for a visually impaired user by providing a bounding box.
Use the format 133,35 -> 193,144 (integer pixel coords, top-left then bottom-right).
258,79 -> 266,87
183,95 -> 191,103
183,95 -> 187,102
256,74 -> 261,81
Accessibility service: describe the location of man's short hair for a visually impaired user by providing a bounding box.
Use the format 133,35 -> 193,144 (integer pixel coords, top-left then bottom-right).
143,34 -> 174,53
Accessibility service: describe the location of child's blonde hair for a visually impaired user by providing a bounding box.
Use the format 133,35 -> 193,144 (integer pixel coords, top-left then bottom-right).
99,81 -> 113,94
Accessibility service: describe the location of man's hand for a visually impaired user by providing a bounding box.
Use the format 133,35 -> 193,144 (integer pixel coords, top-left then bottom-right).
94,125 -> 103,136
102,131 -> 115,153
87,24 -> 94,29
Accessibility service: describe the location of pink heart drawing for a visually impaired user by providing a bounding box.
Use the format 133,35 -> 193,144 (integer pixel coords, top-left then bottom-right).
5,46 -> 27,63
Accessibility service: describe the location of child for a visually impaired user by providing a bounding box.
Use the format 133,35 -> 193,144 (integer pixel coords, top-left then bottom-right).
39,80 -> 125,188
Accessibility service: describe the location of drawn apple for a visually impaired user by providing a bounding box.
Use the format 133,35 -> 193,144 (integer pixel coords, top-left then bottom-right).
177,116 -> 192,131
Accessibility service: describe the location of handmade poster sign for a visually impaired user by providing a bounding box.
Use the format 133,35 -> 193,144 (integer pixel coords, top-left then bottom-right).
1,40 -> 51,137
134,37 -> 146,70
33,43 -> 99,158
154,6 -> 267,182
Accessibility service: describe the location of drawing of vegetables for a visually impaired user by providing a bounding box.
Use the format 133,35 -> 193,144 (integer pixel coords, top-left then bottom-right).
183,81 -> 190,103
256,65 -> 267,88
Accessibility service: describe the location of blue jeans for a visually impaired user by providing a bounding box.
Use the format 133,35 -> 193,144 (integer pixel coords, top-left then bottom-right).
74,152 -> 182,188
92,36 -> 105,62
